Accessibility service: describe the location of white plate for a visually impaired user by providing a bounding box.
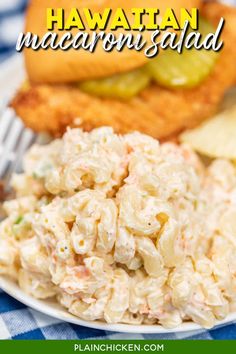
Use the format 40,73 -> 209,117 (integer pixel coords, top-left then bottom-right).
1,275 -> 236,334
1,56 -> 236,334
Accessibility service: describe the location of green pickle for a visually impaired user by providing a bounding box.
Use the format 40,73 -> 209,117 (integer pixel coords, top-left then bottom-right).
79,68 -> 151,100
79,18 -> 219,99
146,18 -> 219,89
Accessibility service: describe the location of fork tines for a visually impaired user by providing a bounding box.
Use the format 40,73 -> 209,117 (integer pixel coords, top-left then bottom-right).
0,107 -> 35,186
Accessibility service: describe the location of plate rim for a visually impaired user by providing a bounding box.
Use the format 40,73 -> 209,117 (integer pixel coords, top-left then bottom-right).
0,275 -> 235,334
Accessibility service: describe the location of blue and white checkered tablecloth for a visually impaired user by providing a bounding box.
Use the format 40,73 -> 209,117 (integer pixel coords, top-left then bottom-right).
0,0 -> 27,63
1,0 -> 236,340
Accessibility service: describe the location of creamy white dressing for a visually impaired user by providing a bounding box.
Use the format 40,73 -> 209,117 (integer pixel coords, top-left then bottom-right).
0,127 -> 236,328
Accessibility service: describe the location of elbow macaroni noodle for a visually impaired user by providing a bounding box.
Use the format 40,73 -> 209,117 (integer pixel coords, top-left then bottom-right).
1,127 -> 236,328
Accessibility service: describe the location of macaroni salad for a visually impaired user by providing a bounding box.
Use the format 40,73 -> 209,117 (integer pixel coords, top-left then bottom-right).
0,127 -> 236,328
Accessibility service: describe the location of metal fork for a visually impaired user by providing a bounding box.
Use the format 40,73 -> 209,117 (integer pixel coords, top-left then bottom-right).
0,107 -> 35,201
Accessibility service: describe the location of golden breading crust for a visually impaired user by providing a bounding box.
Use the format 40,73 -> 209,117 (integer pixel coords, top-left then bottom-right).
11,3 -> 236,140
25,0 -> 202,83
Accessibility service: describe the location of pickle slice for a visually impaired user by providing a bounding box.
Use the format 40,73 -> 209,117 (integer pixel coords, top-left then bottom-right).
146,18 -> 219,89
79,68 -> 151,100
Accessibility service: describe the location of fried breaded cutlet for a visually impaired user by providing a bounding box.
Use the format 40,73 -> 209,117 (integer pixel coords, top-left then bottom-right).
11,3 -> 236,140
